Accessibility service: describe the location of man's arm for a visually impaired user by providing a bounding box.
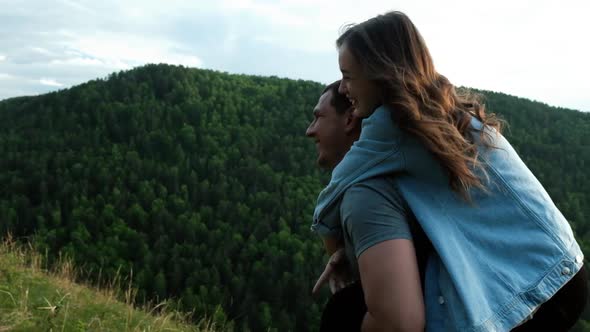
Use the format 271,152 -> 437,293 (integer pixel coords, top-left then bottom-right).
340,179 -> 425,331
358,239 -> 424,332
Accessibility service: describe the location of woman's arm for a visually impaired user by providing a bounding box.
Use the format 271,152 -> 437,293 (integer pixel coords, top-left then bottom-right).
358,239 -> 424,332
323,236 -> 343,256
313,235 -> 350,296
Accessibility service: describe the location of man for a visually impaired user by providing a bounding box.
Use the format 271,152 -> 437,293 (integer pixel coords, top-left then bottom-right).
306,81 -> 427,332
306,80 -> 361,261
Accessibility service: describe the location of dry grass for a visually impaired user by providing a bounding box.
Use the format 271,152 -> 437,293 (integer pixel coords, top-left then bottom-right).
0,234 -> 229,332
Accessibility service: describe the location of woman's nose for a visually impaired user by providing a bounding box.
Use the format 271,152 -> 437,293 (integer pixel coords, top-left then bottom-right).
338,81 -> 347,94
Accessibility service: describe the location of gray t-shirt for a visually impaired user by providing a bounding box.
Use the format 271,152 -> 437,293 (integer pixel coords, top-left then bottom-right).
337,176 -> 427,280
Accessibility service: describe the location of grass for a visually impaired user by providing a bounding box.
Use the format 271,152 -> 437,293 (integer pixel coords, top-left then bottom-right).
0,235 -> 228,332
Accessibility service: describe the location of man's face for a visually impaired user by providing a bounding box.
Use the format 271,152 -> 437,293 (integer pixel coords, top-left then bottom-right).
306,90 -> 354,169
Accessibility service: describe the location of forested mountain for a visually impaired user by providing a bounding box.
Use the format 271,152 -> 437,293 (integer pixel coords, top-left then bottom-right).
1,64 -> 588,331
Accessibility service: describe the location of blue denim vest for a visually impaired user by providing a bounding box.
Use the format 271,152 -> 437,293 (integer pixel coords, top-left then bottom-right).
312,106 -> 583,331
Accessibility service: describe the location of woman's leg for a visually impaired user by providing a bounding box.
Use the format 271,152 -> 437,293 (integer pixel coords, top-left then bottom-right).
512,265 -> 588,332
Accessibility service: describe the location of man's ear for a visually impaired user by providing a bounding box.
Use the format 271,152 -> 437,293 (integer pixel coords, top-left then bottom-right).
344,108 -> 361,135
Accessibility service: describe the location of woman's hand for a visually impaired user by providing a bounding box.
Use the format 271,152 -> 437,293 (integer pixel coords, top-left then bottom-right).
312,248 -> 354,296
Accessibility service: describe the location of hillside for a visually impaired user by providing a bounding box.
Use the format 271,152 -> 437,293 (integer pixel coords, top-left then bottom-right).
0,64 -> 589,331
0,236 -> 226,331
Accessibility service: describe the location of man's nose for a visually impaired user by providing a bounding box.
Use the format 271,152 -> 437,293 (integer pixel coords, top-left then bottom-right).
306,123 -> 315,137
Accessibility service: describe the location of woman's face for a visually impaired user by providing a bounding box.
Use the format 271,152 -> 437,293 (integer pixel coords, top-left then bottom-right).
338,44 -> 381,118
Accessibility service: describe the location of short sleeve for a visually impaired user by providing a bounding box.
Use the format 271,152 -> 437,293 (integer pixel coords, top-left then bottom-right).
340,178 -> 412,258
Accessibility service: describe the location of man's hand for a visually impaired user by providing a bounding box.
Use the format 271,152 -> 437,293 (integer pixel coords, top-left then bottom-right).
312,248 -> 353,296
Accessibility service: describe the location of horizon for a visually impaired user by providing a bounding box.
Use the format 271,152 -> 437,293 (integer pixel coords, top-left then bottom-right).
1,0 -> 589,112
2,63 -> 587,114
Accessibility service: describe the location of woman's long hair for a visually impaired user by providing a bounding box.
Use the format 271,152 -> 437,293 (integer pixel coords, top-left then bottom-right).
337,11 -> 503,199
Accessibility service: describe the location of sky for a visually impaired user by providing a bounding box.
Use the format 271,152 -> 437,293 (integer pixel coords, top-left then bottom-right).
1,0 -> 589,111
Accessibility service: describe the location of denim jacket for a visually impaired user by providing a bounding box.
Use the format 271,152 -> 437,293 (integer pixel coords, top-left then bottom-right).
312,106 -> 584,331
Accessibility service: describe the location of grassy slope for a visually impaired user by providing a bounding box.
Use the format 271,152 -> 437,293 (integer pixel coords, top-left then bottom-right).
0,236 -> 227,332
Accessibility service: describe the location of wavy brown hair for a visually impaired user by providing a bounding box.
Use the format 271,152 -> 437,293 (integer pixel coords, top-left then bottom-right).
337,11 -> 503,199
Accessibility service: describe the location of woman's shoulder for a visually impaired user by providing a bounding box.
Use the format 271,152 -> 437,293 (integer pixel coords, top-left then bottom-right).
358,105 -> 404,142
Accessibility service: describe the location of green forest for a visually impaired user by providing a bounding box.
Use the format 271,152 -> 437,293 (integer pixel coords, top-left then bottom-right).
0,64 -> 589,331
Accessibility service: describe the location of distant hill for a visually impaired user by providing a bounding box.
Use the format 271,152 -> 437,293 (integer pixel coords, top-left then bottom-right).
0,64 -> 588,331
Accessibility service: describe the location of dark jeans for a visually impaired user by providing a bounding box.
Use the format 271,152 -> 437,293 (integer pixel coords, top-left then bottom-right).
320,266 -> 587,332
512,265 -> 588,332
319,281 -> 366,332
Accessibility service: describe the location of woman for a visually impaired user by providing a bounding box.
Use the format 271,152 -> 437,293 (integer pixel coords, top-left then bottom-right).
312,11 -> 587,331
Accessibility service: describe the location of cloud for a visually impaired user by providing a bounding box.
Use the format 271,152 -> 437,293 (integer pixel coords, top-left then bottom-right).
50,58 -> 105,67
63,32 -> 203,69
30,47 -> 55,56
220,0 -> 306,27
0,0 -> 588,111
0,1 -> 205,101
39,78 -> 64,87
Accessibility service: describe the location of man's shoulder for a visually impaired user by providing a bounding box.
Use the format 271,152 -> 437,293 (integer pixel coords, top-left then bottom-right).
345,175 -> 399,196
341,175 -> 405,213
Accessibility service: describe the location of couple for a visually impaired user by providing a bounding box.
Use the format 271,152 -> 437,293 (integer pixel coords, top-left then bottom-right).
305,11 -> 587,332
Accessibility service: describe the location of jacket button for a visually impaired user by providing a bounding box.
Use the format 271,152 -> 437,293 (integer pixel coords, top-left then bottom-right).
438,296 -> 445,305
576,255 -> 583,264
562,267 -> 571,275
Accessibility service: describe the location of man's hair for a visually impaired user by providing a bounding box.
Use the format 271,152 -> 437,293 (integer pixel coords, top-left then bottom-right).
322,80 -> 352,114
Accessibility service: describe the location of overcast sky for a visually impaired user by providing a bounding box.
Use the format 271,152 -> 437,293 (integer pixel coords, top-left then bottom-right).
1,0 -> 588,111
